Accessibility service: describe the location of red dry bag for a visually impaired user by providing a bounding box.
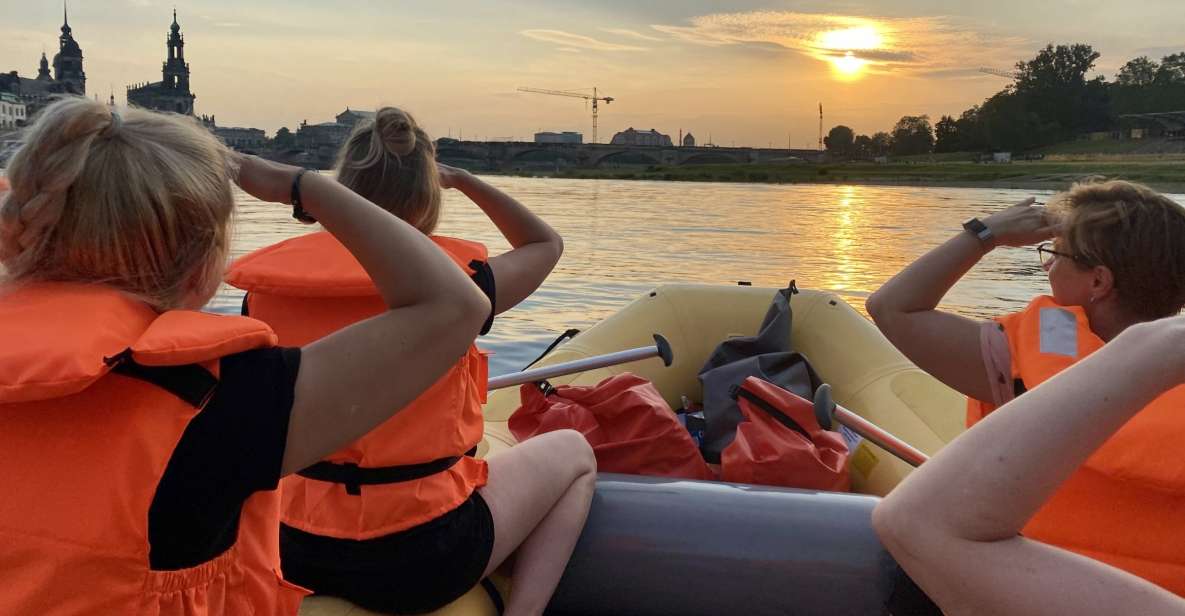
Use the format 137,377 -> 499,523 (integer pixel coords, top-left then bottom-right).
509,372 -> 714,480
722,376 -> 850,491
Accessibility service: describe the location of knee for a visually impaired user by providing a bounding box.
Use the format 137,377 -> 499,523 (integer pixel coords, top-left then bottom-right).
551,429 -> 597,476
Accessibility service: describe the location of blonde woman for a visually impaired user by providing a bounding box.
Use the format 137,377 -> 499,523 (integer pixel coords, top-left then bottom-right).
227,107 -> 594,615
874,314 -> 1185,615
867,181 -> 1185,594
0,97 -> 489,615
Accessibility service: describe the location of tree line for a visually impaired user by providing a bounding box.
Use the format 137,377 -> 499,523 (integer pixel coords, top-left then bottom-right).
824,44 -> 1185,157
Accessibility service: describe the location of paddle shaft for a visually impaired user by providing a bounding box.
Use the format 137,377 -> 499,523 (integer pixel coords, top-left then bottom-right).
488,334 -> 673,391
832,405 -> 929,467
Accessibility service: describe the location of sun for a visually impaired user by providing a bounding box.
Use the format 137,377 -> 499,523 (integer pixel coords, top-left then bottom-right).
831,51 -> 868,78
815,25 -> 883,81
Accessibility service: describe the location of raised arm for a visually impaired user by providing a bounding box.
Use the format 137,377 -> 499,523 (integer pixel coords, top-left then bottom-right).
873,317 -> 1185,615
232,155 -> 491,476
439,163 -> 563,315
865,198 -> 1053,401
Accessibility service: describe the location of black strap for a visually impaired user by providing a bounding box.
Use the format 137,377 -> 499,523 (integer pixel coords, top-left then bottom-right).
469,260 -> 496,336
1013,377 -> 1028,398
480,577 -> 505,615
297,447 -> 479,496
732,385 -> 812,441
104,349 -> 219,409
291,169 -> 317,224
524,328 -> 581,369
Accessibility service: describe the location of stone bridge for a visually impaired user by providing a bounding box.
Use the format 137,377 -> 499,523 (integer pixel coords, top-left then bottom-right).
435,139 -> 822,171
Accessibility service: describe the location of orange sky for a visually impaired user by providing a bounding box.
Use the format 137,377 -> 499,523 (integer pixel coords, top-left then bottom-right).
2,1 -> 1181,146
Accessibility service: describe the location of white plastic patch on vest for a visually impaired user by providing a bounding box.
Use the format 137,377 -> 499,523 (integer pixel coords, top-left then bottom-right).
1039,307 -> 1079,357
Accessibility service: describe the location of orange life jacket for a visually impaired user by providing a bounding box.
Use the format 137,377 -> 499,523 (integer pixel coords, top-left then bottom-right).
0,282 -> 309,615
967,295 -> 1185,595
225,231 -> 490,539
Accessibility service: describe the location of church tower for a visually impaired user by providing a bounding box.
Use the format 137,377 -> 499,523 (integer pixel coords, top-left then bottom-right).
52,3 -> 86,94
163,9 -> 190,93
36,52 -> 52,81
127,10 -> 196,115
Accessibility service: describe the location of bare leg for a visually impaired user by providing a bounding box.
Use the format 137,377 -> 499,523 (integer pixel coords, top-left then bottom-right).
477,429 -> 596,616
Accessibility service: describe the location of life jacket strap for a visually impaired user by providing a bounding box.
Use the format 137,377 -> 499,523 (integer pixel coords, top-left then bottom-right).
104,349 -> 219,409
297,447 -> 478,496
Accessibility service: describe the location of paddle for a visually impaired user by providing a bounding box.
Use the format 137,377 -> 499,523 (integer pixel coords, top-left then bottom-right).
488,334 -> 673,391
812,383 -> 930,467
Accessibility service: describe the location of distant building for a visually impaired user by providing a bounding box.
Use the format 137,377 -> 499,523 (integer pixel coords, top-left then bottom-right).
127,11 -> 196,115
682,132 -> 696,147
610,127 -> 673,147
534,131 -> 582,144
336,108 -> 375,128
53,8 -> 86,95
0,93 -> 27,130
1120,111 -> 1185,139
1,9 -> 86,119
296,120 -> 352,153
214,126 -> 267,151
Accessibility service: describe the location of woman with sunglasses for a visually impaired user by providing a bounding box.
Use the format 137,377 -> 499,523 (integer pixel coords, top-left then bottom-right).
866,179 -> 1185,596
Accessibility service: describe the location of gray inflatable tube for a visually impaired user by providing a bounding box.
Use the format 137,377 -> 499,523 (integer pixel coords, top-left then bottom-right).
547,474 -> 916,616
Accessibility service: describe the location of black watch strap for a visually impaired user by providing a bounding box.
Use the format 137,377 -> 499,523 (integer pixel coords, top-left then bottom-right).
962,217 -> 993,244
291,169 -> 316,224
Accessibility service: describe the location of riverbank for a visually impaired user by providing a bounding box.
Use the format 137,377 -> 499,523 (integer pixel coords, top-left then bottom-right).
516,159 -> 1185,193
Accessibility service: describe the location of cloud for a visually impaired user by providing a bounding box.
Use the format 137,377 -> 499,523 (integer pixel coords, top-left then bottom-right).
520,29 -> 647,52
600,28 -> 664,43
649,11 -> 1028,76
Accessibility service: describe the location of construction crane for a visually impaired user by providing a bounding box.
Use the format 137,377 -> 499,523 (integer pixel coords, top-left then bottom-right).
518,87 -> 614,144
978,66 -> 1019,79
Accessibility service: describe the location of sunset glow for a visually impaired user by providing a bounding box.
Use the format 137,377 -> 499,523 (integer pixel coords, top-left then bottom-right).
831,51 -> 868,79
816,25 -> 882,80
817,26 -> 883,52
1,2 -> 1177,147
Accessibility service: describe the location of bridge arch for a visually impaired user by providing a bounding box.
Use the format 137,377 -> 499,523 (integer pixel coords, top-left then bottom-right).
593,150 -> 663,168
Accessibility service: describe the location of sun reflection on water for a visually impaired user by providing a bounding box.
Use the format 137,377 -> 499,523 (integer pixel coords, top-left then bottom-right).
215,178 -> 1090,374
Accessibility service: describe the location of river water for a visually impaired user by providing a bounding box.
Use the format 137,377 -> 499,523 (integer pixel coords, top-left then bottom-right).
209,177 -> 1180,375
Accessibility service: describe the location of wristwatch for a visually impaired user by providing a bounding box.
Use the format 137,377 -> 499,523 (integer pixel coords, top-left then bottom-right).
962,217 -> 993,245
290,169 -> 317,224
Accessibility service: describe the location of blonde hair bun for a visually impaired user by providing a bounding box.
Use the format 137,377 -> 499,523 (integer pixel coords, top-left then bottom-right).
375,108 -> 417,157
335,107 -> 442,235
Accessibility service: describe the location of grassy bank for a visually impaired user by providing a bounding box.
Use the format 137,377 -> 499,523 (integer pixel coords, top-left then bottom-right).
523,159 -> 1184,193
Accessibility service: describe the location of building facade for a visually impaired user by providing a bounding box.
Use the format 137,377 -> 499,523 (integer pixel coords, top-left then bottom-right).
127,11 -> 196,115
682,132 -> 696,147
336,108 -> 375,128
0,93 -> 27,130
610,127 -> 673,147
214,126 -> 267,150
534,131 -> 583,144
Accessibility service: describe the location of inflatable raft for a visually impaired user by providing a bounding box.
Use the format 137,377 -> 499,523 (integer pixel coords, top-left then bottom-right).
300,283 -> 965,615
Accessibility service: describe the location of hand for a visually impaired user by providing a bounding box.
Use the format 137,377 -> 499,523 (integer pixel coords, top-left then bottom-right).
982,198 -> 1059,248
437,162 -> 472,190
230,152 -> 302,204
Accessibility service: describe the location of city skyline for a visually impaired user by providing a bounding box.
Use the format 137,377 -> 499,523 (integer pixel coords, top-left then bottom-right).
1,0 -> 1182,146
